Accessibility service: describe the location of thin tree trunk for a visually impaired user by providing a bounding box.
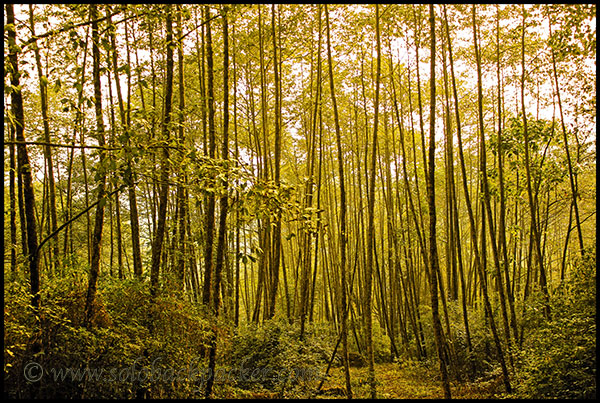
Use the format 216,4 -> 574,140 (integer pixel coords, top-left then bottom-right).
325,4 -> 352,397
28,4 -> 59,275
202,5 -> 217,307
444,4 -> 511,393
205,7 -> 230,398
426,6 -> 452,398
364,5 -> 381,398
84,3 -> 108,327
9,124 -> 18,276
520,4 -> 550,319
150,4 -> 174,296
472,5 -> 513,361
441,4 -> 474,365
547,8 -> 585,258
495,5 -> 519,344
267,3 -> 282,320
175,4 -> 188,289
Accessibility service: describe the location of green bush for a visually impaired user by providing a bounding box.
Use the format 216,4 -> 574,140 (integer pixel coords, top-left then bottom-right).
224,319 -> 332,397
514,249 -> 596,399
346,318 -> 392,365
3,270 -> 211,399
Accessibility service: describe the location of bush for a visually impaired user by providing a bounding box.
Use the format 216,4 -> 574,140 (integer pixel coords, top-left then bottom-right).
223,319 -> 333,397
345,318 -> 392,365
514,249 -> 596,399
3,269 -> 211,399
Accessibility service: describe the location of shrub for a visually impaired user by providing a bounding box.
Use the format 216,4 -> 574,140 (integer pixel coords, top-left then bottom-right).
223,319 -> 333,397
3,270 -> 211,399
514,249 -> 596,399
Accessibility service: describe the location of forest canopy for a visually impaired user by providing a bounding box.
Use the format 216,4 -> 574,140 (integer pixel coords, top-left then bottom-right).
4,3 -> 596,399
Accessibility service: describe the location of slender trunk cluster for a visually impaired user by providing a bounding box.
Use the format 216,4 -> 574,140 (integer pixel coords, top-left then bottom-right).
5,4 -> 594,399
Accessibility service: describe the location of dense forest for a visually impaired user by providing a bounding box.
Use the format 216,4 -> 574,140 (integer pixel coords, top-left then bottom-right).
4,3 -> 596,399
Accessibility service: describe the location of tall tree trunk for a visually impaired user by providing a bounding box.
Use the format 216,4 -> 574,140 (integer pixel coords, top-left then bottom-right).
175,4 -> 188,289
364,5 -> 381,398
106,8 -> 125,280
472,5 -> 513,360
299,4 -> 322,338
267,3 -> 282,320
426,6 -> 452,398
205,7 -> 230,398
28,4 -> 59,276
444,4 -> 512,393
7,4 -> 40,310
105,66 -> 124,280
64,29 -> 89,261
441,3 -> 473,365
495,4 -> 519,344
84,3 -> 108,327
546,7 -> 585,258
150,4 -> 174,296
9,124 -> 18,276
520,4 -> 550,319
202,5 -> 217,307
232,19 -> 241,326
325,4 -> 352,398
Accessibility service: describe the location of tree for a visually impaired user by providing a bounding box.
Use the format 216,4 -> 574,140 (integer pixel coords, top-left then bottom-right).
84,3 -> 108,327
267,3 -> 282,320
205,6 -> 231,398
426,5 -> 451,398
520,4 -> 550,319
6,3 -> 41,312
444,4 -> 512,393
364,4 -> 381,398
325,4 -> 352,398
472,4 -> 513,358
150,4 -> 175,296
202,4 -> 217,307
28,4 -> 59,276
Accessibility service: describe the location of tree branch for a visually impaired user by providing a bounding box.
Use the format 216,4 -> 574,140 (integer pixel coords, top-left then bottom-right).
36,183 -> 127,255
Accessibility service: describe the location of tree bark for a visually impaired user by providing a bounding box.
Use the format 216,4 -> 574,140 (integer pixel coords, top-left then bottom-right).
7,4 -> 40,311
202,5 -> 217,307
426,6 -> 452,398
520,4 -> 550,319
84,3 -> 108,327
364,5 -> 381,398
325,4 -> 352,398
150,4 -> 174,296
28,4 -> 59,276
205,7 -> 230,398
267,3 -> 282,320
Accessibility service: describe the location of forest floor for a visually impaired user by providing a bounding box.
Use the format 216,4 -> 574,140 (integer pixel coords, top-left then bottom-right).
215,361 -> 505,399
316,363 -> 503,399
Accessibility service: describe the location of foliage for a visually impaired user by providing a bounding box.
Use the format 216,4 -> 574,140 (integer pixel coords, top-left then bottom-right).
222,319 -> 333,397
513,248 -> 596,399
3,266 -> 211,399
